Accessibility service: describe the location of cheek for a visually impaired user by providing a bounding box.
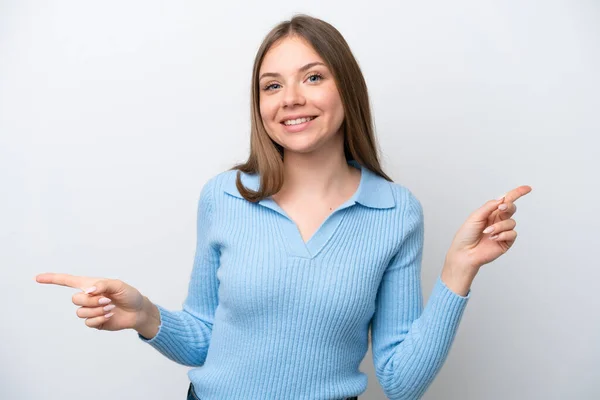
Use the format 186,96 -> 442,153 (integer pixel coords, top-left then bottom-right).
331,92 -> 345,123
332,97 -> 344,120
314,88 -> 344,121
260,100 -> 278,125
259,103 -> 278,139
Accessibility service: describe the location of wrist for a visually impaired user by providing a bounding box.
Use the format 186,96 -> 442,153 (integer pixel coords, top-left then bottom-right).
441,257 -> 478,297
134,296 -> 161,339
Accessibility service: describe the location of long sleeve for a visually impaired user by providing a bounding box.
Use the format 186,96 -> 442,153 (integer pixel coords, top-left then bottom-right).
370,194 -> 471,400
138,178 -> 220,367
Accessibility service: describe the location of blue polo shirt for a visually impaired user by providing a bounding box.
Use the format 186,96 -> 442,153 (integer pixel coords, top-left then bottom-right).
139,161 -> 471,400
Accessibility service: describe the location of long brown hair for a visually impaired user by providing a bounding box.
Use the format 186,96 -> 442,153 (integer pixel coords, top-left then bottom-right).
232,14 -> 392,202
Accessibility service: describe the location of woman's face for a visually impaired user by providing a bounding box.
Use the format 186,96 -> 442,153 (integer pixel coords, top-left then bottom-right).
258,36 -> 345,155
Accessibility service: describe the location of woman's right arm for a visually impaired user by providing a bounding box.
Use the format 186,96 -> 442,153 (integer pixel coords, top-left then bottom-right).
36,178 -> 221,367
134,178 -> 221,366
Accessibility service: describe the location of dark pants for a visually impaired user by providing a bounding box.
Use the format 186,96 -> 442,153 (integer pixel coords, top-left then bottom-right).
187,383 -> 200,400
187,383 -> 357,399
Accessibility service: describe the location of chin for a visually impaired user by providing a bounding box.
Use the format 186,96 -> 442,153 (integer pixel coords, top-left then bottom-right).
276,135 -> 326,154
279,143 -> 320,155
266,126 -> 339,156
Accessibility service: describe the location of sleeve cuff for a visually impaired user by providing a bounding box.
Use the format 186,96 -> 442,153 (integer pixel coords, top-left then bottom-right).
137,304 -> 168,345
437,274 -> 472,300
406,275 -> 471,349
425,275 -> 471,328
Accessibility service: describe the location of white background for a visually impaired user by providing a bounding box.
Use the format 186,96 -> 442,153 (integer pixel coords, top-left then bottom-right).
1,0 -> 598,398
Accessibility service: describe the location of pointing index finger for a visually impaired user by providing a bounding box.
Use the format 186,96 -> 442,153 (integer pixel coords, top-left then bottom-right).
505,185 -> 533,203
35,273 -> 89,291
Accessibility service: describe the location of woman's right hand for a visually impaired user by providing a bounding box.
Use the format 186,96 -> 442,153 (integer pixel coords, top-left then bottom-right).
35,272 -> 147,332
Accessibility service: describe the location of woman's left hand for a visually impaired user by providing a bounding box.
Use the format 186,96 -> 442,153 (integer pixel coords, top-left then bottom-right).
445,185 -> 533,277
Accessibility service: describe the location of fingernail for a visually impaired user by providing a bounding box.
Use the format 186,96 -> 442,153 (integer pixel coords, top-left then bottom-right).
103,304 -> 116,312
498,204 -> 508,210
98,297 -> 111,305
496,193 -> 506,200
483,226 -> 494,234
83,286 -> 96,294
490,234 -> 499,240
104,312 -> 114,318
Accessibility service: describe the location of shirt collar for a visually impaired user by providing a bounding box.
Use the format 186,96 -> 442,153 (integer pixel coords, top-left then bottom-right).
223,160 -> 395,209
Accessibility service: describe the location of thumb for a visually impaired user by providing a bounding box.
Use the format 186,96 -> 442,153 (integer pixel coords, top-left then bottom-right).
82,279 -> 123,296
469,195 -> 506,223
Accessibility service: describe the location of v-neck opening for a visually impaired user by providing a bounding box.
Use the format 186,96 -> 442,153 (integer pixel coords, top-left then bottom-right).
259,163 -> 365,259
301,195 -> 356,245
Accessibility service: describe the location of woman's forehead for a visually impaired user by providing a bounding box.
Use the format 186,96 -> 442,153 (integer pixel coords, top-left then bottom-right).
260,36 -> 325,74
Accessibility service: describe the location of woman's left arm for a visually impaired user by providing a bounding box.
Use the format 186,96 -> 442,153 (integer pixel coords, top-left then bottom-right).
371,194 -> 472,400
370,186 -> 532,399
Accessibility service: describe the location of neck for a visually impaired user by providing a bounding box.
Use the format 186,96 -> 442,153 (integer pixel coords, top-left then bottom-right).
277,135 -> 356,200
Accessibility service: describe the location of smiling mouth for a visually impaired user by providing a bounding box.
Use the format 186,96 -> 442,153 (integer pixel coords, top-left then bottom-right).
281,116 -> 317,126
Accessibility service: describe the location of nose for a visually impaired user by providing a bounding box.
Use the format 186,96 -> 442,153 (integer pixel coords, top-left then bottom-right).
281,83 -> 305,108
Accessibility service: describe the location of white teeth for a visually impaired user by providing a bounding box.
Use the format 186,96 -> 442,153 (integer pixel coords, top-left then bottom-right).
283,116 -> 315,126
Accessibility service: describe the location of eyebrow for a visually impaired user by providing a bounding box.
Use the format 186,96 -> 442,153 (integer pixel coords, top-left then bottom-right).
259,62 -> 326,81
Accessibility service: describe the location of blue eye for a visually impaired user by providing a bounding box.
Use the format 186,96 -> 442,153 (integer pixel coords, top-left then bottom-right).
262,73 -> 323,91
308,73 -> 323,83
264,83 -> 281,91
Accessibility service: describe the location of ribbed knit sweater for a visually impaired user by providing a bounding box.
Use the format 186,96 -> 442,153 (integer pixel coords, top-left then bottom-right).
139,161 -> 471,400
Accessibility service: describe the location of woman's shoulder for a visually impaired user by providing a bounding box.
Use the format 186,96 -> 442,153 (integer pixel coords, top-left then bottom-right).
207,168 -> 239,186
382,179 -> 424,220
389,181 -> 420,204
199,168 -> 257,203
199,169 -> 239,195
363,168 -> 421,210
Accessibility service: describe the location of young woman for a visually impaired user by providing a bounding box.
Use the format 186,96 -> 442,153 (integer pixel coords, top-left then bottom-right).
36,14 -> 532,400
